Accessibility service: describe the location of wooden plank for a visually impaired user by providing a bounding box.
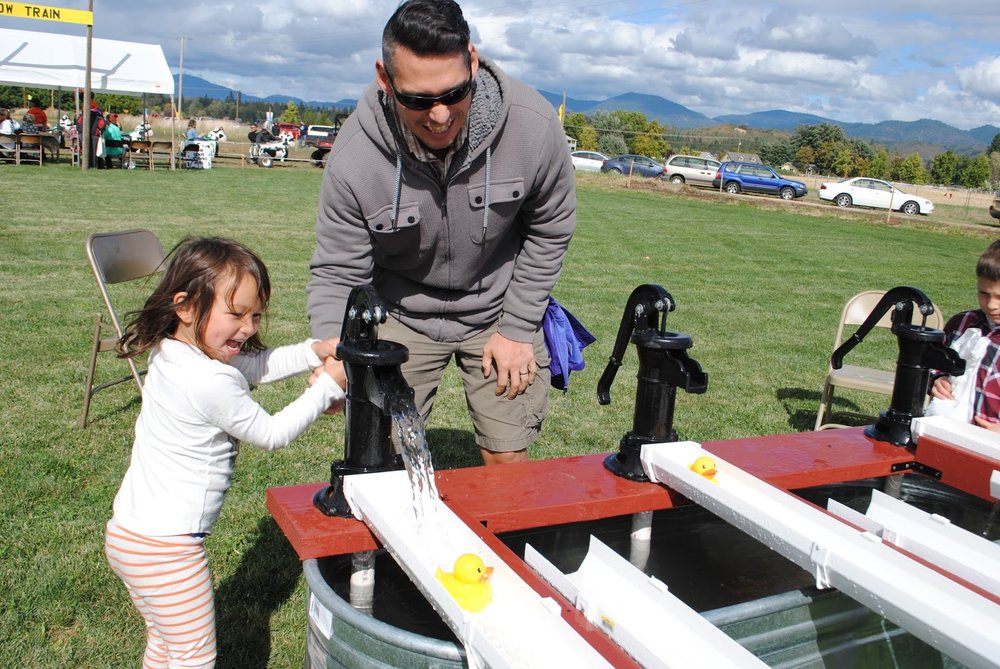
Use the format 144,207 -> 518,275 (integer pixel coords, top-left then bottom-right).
267,427 -> 915,561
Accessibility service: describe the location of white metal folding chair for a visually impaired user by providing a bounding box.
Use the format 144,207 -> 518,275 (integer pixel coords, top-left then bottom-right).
80,229 -> 165,428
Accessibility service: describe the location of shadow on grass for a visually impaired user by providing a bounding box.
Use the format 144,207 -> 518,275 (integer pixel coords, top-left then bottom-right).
776,387 -> 876,432
427,427 -> 481,470
215,516 -> 301,669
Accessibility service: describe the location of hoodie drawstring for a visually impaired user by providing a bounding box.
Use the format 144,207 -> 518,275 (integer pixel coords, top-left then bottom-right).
480,146 -> 492,243
390,153 -> 403,231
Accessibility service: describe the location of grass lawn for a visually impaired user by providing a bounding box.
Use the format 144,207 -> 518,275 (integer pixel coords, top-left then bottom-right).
1,164 -> 996,667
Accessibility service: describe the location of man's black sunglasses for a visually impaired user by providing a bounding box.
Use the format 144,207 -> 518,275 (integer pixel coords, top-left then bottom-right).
388,74 -> 474,111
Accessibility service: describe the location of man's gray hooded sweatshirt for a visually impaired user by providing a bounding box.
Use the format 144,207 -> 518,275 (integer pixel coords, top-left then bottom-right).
306,57 -> 576,344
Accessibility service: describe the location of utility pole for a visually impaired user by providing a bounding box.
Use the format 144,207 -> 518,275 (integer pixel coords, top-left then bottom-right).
177,35 -> 188,118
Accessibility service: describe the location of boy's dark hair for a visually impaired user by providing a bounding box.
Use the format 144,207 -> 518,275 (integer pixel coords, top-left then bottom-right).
120,237 -> 271,359
382,0 -> 471,79
976,240 -> 1000,281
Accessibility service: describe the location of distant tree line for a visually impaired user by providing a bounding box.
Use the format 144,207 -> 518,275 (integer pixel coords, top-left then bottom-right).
564,110 -> 1000,190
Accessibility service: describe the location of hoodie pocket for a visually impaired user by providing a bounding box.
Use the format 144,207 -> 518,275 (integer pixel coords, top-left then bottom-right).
367,202 -> 422,268
468,178 -> 525,245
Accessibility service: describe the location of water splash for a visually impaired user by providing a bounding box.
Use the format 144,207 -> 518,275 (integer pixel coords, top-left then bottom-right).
390,397 -> 442,535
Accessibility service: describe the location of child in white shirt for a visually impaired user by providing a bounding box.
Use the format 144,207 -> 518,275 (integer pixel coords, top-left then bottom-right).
104,236 -> 346,668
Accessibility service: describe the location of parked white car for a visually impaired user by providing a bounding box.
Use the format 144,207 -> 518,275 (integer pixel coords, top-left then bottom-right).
819,177 -> 934,215
570,150 -> 607,173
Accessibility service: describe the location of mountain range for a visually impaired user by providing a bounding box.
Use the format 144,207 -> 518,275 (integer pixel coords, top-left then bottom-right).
176,74 -> 998,155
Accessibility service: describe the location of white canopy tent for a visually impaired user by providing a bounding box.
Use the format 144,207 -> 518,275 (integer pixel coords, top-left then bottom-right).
0,27 -> 174,95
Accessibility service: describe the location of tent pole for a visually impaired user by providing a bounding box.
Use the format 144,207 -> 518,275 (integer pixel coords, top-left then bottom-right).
81,0 -> 94,171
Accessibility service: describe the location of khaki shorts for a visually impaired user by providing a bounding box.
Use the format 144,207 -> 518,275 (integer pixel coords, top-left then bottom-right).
379,317 -> 550,453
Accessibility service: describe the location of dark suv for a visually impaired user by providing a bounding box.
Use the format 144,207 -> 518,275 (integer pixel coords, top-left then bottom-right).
712,161 -> 808,200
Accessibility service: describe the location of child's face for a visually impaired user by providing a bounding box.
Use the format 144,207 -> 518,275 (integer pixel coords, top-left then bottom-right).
176,274 -> 263,363
977,277 -> 1000,326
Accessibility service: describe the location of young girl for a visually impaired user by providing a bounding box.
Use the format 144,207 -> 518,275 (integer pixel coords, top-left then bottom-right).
104,237 -> 345,669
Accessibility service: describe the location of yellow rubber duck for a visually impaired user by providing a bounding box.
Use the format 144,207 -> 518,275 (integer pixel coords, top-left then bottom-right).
435,553 -> 494,612
689,455 -> 718,483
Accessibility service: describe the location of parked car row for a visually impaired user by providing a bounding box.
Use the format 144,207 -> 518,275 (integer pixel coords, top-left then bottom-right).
571,150 -> 943,216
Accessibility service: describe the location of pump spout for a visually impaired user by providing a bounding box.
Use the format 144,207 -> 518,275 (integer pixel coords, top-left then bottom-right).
829,286 -> 964,447
599,284 -> 708,481
314,285 -> 412,516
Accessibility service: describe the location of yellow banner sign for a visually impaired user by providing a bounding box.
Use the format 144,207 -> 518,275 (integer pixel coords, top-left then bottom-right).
0,2 -> 93,26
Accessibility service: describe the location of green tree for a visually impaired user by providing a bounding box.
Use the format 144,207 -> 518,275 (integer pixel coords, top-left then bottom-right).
989,152 -> 1000,189
793,146 -> 814,170
869,149 -> 889,179
989,133 -> 1000,156
281,100 -> 301,123
577,124 -> 599,151
758,139 -> 794,168
958,154 -> 990,189
562,112 -> 589,143
833,148 -> 854,177
632,120 -> 669,160
598,133 -> 627,157
929,150 -> 960,185
894,153 -> 928,184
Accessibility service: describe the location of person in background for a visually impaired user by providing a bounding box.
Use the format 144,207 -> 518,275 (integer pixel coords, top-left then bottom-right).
184,119 -> 199,142
26,98 -> 48,129
306,0 -> 576,466
104,237 -> 346,669
0,108 -> 19,158
299,121 -> 307,147
102,113 -> 125,169
76,101 -> 106,167
20,112 -> 39,135
931,239 -> 1000,432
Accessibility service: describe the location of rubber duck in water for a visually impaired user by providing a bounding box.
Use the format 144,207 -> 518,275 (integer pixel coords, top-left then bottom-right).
435,553 -> 494,612
689,456 -> 718,483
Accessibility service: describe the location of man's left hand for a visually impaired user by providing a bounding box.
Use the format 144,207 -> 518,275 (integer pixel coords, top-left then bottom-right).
481,332 -> 537,399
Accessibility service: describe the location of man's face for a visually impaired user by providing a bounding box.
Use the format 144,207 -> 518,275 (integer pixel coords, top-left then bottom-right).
377,45 -> 478,154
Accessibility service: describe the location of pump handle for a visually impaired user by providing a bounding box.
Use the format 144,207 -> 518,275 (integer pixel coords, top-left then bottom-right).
830,286 -> 935,369
597,284 -> 674,405
340,285 -> 388,344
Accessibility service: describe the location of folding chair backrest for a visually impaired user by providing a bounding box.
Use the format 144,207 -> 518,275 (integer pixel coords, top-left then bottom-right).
87,229 -> 166,336
833,289 -> 943,351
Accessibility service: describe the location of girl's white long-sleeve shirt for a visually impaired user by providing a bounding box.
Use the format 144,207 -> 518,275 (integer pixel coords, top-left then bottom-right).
112,337 -> 344,536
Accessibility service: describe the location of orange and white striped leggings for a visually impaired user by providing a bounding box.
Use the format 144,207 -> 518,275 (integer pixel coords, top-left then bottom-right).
105,518 -> 217,669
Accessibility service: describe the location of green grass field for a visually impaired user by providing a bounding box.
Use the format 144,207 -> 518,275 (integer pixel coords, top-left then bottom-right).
1,164 -> 996,667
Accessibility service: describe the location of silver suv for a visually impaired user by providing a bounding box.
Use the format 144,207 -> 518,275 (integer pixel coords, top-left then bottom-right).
663,154 -> 721,186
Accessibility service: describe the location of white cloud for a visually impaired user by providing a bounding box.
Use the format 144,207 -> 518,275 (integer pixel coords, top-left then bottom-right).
2,0 -> 999,128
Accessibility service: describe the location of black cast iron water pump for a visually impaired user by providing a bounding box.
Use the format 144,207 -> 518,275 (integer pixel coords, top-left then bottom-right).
314,285 -> 410,517
830,285 -> 964,447
598,284 -> 708,481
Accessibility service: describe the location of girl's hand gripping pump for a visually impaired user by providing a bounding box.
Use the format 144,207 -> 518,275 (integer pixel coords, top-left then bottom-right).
598,284 -> 708,481
830,285 -> 964,447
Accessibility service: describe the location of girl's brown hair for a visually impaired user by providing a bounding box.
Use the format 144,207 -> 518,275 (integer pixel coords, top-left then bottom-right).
120,237 -> 271,359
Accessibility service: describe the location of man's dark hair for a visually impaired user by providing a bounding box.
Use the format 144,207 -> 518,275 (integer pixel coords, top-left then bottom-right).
382,0 -> 471,78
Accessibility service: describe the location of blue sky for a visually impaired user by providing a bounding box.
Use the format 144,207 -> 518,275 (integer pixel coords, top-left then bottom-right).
2,0 -> 998,129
